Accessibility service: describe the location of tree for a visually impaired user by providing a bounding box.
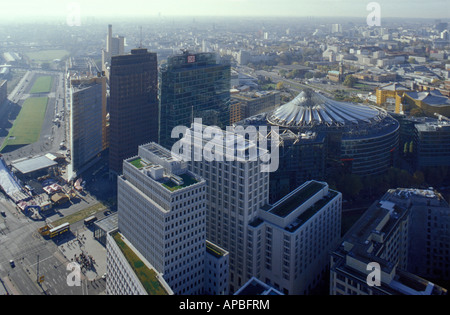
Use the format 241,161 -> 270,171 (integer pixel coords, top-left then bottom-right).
276,82 -> 285,90
338,174 -> 363,200
343,75 -> 357,88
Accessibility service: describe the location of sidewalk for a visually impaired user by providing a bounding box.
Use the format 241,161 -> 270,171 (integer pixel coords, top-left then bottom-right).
1,276 -> 21,295
57,228 -> 107,281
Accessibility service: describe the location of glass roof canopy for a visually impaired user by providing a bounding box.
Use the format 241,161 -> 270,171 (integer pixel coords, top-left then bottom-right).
267,90 -> 384,129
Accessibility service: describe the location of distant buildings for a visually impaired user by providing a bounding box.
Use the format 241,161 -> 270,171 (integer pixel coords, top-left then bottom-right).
102,24 -> 125,80
110,142 -> 229,295
331,24 -> 343,34
401,90 -> 450,117
108,48 -> 158,175
327,62 -> 344,82
69,76 -> 107,176
158,51 -> 231,150
230,90 -> 280,124
375,82 -> 411,109
0,80 -> 7,104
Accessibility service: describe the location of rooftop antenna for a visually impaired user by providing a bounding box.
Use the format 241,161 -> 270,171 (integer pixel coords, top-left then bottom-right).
139,26 -> 143,48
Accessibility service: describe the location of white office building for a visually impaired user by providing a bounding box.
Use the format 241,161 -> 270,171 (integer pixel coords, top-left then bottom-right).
248,180 -> 342,295
177,123 -> 270,293
176,124 -> 341,295
114,142 -> 228,295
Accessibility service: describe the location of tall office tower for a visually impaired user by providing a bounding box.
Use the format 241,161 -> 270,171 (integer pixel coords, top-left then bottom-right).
178,123 -> 270,293
116,142 -> 229,295
102,24 -> 126,80
106,24 -> 113,56
331,23 -> 343,33
159,51 -> 231,150
108,48 -> 158,175
69,75 -> 107,176
329,196 -> 447,295
248,180 -> 342,295
382,188 -> 450,283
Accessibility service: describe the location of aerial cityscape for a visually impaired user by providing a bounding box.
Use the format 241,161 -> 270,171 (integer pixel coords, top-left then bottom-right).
0,0 -> 449,301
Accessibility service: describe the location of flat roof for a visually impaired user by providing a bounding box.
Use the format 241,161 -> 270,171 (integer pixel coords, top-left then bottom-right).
127,156 -> 199,192
234,277 -> 283,295
94,213 -> 118,233
267,181 -> 326,218
12,156 -> 58,174
206,241 -> 228,258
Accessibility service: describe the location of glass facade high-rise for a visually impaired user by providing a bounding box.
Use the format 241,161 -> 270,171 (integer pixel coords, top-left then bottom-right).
159,51 -> 231,150
108,48 -> 158,174
70,76 -> 107,174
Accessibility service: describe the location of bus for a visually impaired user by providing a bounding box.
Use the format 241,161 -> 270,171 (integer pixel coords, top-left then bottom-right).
84,216 -> 97,226
49,223 -> 70,238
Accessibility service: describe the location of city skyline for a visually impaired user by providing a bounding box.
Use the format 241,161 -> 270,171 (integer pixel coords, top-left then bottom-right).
0,0 -> 449,20
0,0 -> 450,298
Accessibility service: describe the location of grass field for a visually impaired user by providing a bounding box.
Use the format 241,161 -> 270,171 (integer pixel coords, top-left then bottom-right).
30,76 -> 53,94
0,97 -> 48,151
25,49 -> 70,63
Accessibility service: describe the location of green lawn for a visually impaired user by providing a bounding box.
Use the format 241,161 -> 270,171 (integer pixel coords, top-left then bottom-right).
30,76 -> 53,94
25,49 -> 70,63
0,97 -> 48,151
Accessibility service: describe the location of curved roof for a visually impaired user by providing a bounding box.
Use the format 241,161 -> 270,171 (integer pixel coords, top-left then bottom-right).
267,90 -> 384,129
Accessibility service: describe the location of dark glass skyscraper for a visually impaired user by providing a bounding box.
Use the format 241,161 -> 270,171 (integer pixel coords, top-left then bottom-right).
159,51 -> 231,149
109,48 -> 158,174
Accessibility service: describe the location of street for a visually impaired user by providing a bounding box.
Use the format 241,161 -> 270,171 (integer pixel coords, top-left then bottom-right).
0,193 -> 107,295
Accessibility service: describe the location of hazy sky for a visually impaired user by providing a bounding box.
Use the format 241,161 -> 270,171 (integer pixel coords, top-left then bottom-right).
1,0 -> 449,19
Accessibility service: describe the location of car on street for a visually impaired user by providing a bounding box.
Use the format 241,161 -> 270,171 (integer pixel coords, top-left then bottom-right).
9,260 -> 15,268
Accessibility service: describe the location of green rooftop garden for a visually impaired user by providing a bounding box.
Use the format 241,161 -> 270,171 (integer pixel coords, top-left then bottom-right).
112,232 -> 169,295
129,158 -> 145,169
162,173 -> 199,192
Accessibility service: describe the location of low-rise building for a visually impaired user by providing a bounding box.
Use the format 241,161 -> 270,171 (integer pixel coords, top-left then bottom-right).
330,196 -> 448,295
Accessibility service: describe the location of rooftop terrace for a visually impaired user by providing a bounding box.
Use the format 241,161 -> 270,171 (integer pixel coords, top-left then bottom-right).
127,156 -> 199,192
